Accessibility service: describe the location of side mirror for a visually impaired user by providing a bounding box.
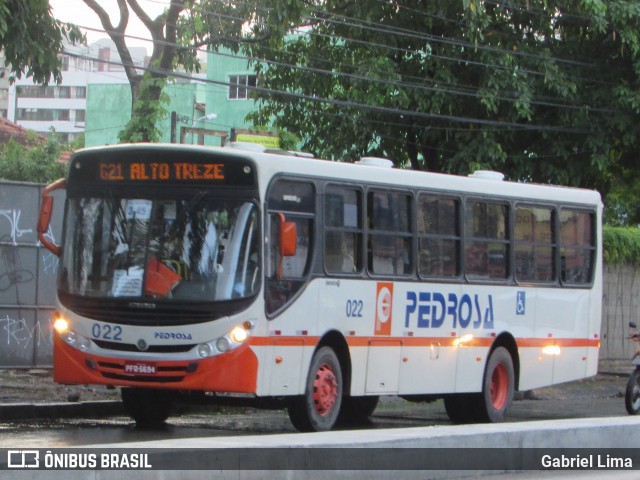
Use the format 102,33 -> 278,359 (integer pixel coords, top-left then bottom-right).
37,178 -> 66,256
276,213 -> 297,280
278,213 -> 297,257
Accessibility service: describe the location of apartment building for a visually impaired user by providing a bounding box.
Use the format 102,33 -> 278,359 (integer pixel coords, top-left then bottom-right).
4,40 -> 148,143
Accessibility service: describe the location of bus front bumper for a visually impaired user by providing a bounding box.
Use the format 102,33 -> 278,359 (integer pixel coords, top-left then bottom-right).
53,334 -> 259,393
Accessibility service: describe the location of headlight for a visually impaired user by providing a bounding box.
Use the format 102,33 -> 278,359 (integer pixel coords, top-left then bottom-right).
60,329 -> 92,352
215,337 -> 231,353
196,321 -> 255,358
229,325 -> 248,343
197,343 -> 212,358
53,316 -> 69,334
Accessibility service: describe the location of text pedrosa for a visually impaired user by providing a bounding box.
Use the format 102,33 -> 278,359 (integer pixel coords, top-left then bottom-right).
405,291 -> 495,330
99,162 -> 225,182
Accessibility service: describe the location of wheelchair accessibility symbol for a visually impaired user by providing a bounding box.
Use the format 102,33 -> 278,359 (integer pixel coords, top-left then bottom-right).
516,291 -> 526,315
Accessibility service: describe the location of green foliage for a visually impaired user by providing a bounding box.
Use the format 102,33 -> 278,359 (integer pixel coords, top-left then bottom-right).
0,0 -> 83,85
603,226 -> 640,265
118,74 -> 170,143
244,0 -> 640,212
69,133 -> 85,151
603,180 -> 640,226
0,134 -> 67,183
278,130 -> 301,151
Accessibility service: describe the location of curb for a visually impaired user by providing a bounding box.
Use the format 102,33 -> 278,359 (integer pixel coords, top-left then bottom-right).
0,400 -> 124,421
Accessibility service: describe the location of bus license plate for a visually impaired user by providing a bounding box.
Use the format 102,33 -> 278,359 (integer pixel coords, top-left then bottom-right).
124,361 -> 157,375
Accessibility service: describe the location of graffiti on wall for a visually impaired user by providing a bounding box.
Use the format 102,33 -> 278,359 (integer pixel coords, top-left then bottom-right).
1,314 -> 52,348
1,209 -> 35,295
0,183 -> 61,367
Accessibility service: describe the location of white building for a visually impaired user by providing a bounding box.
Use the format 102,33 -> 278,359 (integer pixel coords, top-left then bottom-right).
5,40 -> 148,143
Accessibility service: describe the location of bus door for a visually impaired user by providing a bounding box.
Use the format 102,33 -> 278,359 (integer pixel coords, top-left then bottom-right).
263,178 -> 316,396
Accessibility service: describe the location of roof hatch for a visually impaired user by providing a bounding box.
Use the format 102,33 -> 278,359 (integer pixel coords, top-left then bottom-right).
468,170 -> 505,181
356,157 -> 394,168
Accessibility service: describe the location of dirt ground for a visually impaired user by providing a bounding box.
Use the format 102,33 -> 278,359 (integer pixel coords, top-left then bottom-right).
0,368 -> 121,404
0,365 -> 630,405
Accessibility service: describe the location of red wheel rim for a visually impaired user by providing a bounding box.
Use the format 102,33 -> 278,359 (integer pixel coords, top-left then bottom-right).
312,363 -> 338,416
490,363 -> 508,410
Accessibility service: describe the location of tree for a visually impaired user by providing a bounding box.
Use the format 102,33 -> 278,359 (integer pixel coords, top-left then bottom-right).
0,132 -> 67,183
0,0 -> 82,84
83,0 -> 256,143
245,0 -> 640,203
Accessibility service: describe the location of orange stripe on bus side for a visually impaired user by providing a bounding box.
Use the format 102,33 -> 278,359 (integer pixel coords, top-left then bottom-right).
516,338 -> 599,348
248,336 -> 599,348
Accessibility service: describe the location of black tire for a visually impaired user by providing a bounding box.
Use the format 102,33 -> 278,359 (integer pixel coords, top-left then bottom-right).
444,393 -> 477,424
473,346 -> 515,423
121,388 -> 174,427
287,346 -> 343,432
339,395 -> 379,426
625,369 -> 640,415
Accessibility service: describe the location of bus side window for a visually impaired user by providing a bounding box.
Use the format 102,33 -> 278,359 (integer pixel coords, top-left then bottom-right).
324,186 -> 362,274
514,206 -> 555,283
367,190 -> 413,276
465,200 -> 509,280
417,194 -> 461,278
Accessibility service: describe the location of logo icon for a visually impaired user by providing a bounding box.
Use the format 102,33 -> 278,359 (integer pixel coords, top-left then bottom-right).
8,450 -> 39,469
375,282 -> 393,335
516,291 -> 526,315
137,339 -> 149,351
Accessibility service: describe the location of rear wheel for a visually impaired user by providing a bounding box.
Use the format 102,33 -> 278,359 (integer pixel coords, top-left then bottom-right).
121,388 -> 174,427
473,346 -> 515,423
625,368 -> 640,415
288,346 -> 343,432
444,394 -> 477,424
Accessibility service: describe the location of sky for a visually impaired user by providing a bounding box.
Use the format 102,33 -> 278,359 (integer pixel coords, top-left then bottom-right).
49,0 -> 167,48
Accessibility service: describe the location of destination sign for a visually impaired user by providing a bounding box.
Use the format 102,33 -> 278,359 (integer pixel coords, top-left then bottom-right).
99,161 -> 225,182
67,148 -> 257,189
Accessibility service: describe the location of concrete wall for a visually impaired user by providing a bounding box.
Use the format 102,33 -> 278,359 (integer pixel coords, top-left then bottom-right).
0,181 -> 64,367
601,264 -> 640,361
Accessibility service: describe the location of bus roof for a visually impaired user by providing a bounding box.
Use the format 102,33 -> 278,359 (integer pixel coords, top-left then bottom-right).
73,143 -> 602,207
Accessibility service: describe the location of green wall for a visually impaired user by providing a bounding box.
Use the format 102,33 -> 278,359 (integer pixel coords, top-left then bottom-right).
85,49 -> 264,148
85,84 -> 131,147
85,81 -> 208,147
205,49 -> 259,144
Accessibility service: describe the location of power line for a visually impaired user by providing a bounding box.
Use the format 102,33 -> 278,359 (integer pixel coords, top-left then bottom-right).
73,23 -> 619,116
64,49 -> 592,134
123,0 -> 618,89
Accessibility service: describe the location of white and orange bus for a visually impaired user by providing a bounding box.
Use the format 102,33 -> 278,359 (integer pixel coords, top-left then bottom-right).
38,143 -> 602,431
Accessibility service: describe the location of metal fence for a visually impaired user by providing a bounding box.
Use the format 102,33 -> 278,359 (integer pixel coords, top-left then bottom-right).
0,180 -> 63,367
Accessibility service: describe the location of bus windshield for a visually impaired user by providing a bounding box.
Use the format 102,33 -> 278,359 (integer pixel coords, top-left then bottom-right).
60,191 -> 260,303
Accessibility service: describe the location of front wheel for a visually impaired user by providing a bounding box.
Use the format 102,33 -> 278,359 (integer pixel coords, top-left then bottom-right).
473,346 -> 515,423
287,346 -> 343,432
121,388 -> 174,427
625,369 -> 640,415
339,395 -> 379,426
